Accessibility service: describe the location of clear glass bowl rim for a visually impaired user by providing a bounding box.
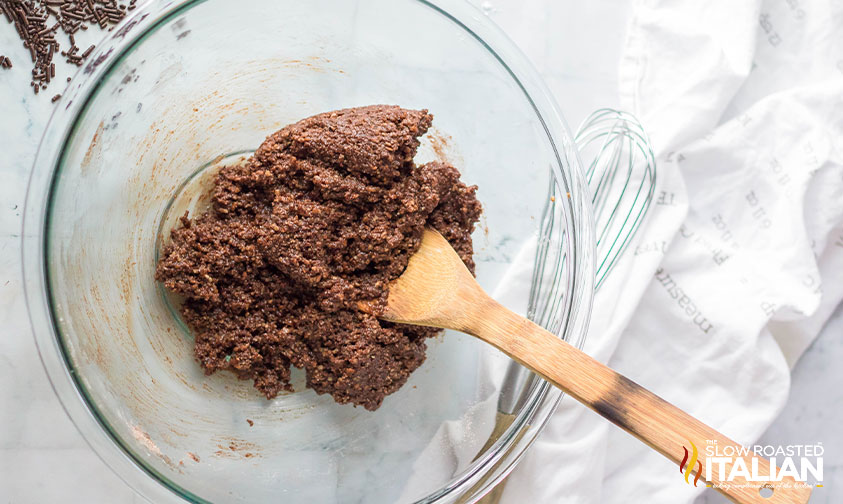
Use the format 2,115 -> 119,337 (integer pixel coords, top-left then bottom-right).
21,0 -> 596,502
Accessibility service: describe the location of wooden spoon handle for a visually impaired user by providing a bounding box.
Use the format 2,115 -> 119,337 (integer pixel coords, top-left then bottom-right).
467,301 -> 812,504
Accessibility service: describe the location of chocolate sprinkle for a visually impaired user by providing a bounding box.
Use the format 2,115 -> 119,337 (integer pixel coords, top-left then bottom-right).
1,0 -> 131,96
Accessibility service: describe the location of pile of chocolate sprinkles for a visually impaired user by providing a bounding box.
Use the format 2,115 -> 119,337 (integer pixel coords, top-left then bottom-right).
0,0 -> 137,96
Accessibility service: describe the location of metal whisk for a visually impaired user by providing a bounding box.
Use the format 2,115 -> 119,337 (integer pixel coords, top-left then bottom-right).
576,108 -> 657,290
471,109 -> 657,504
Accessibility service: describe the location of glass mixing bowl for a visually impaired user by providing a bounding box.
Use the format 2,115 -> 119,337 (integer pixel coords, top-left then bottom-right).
22,0 -> 595,502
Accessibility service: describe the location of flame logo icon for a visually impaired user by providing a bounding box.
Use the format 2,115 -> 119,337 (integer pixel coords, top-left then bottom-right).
680,440 -> 703,486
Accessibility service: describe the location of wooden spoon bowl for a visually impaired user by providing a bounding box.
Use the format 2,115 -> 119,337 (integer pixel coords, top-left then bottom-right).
360,228 -> 812,504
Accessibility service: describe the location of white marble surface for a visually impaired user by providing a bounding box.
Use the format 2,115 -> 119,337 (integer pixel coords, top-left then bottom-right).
0,0 -> 839,502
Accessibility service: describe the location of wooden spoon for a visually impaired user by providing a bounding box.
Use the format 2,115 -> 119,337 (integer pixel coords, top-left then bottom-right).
359,229 -> 812,504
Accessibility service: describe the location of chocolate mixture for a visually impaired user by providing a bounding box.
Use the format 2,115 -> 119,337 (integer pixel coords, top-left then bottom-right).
155,105 -> 482,410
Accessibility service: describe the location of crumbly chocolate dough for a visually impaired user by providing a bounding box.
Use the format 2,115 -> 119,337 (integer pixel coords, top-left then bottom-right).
155,105 -> 482,410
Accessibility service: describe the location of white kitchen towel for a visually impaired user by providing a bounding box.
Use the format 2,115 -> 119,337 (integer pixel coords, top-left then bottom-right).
501,0 -> 843,503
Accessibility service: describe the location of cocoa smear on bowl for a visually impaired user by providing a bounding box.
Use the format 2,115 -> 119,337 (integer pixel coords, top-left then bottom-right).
155,105 -> 481,410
